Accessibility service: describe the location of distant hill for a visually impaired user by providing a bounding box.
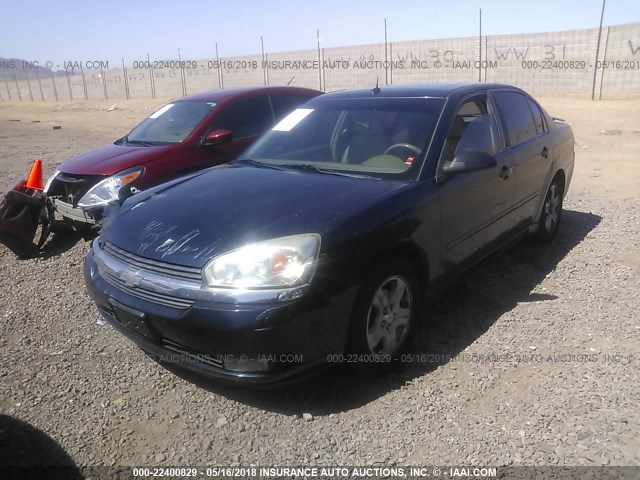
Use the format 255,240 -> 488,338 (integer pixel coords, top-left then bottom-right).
0,57 -> 57,79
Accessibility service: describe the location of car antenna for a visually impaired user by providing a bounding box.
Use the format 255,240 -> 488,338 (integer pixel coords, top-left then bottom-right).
287,75 -> 295,86
370,77 -> 381,96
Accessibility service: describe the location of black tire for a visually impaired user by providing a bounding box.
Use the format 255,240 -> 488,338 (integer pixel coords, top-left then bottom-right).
534,176 -> 564,244
345,258 -> 419,374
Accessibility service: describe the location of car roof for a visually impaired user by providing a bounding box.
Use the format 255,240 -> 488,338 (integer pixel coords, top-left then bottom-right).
177,86 -> 322,102
310,83 -> 521,102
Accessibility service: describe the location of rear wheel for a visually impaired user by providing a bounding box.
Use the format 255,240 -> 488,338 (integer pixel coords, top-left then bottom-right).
535,177 -> 564,244
346,259 -> 419,373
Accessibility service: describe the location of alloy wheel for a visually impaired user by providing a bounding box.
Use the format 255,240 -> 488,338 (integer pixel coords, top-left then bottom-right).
366,276 -> 412,354
544,184 -> 561,233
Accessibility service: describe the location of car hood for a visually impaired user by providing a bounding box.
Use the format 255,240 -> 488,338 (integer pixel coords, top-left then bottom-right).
59,142 -> 173,176
101,164 -> 409,268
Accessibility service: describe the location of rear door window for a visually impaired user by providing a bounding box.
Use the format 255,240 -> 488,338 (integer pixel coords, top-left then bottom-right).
210,95 -> 274,140
493,91 -> 538,146
527,97 -> 546,135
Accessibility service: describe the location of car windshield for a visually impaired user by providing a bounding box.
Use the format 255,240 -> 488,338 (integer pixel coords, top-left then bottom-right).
125,100 -> 217,145
239,97 -> 446,179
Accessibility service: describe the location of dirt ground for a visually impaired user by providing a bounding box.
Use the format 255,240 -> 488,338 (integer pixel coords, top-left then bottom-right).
0,95 -> 638,470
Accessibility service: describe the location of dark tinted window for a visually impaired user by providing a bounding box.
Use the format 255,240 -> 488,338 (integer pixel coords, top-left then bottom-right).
210,96 -> 273,140
271,94 -> 315,121
527,97 -> 545,134
493,91 -> 537,146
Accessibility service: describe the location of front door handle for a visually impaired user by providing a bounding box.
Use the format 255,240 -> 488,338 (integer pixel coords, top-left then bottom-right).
541,146 -> 549,158
499,165 -> 513,179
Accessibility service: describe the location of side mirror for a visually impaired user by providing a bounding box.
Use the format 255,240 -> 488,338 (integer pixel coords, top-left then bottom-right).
203,129 -> 232,147
442,149 -> 497,174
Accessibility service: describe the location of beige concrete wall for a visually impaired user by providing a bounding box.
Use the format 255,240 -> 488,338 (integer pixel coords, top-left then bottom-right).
2,22 -> 638,102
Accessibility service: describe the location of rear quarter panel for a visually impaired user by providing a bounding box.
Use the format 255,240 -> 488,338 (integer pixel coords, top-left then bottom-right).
550,121 -> 575,196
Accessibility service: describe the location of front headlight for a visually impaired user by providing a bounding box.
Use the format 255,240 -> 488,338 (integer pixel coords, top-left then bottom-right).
77,167 -> 144,208
43,169 -> 60,193
203,234 -> 321,289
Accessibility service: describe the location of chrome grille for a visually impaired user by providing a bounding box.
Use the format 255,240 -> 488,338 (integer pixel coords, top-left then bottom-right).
101,268 -> 194,310
104,242 -> 203,282
161,339 -> 224,369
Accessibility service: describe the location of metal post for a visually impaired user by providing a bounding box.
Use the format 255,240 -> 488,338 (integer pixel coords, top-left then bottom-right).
265,53 -> 270,85
321,48 -> 326,91
65,69 -> 73,100
317,29 -> 322,91
389,42 -> 393,85
478,9 -> 482,82
26,74 -> 34,101
147,53 -> 156,99
484,35 -> 488,82
51,70 -> 59,101
4,75 -> 11,101
261,36 -> 267,85
36,69 -> 44,101
384,19 -> 388,85
79,63 -> 88,100
179,48 -> 187,96
14,74 -> 22,101
121,58 -> 126,100
591,0 -> 607,100
122,58 -> 130,100
101,67 -> 108,100
598,26 -> 610,100
216,42 -> 224,89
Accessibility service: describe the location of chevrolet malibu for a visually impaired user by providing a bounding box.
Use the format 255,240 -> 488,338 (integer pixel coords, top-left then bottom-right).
84,83 -> 575,384
43,86 -> 321,227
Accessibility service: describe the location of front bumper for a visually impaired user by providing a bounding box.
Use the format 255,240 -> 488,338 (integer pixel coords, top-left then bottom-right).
46,173 -> 103,226
52,198 -> 99,225
84,245 -> 355,384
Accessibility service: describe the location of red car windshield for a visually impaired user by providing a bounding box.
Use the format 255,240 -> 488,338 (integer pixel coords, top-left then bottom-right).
126,100 -> 217,145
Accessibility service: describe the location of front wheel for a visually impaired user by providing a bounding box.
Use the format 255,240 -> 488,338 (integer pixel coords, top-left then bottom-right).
535,177 -> 564,243
346,259 -> 419,373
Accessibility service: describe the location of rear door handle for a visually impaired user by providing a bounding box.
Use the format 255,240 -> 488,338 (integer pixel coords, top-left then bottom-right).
541,146 -> 549,158
499,165 -> 513,179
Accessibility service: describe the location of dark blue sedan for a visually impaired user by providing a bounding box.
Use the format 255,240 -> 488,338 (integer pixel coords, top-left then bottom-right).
84,83 -> 575,384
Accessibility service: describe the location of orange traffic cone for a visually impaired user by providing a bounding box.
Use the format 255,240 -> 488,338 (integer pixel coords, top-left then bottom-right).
26,159 -> 44,190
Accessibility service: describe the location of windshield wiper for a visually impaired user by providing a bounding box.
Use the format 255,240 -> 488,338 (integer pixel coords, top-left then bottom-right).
236,159 -> 376,179
279,163 -> 376,179
125,138 -> 159,147
234,159 -> 290,171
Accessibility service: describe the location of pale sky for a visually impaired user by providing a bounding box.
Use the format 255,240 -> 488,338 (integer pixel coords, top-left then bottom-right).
1,0 -> 637,67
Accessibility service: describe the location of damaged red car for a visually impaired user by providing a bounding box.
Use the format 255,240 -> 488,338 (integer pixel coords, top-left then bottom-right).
44,86 -> 321,227
0,86 -> 321,257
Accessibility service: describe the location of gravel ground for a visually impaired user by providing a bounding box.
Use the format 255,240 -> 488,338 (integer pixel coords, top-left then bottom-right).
0,99 -> 638,469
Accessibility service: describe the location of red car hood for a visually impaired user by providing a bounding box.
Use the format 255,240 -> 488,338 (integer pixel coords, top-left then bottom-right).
59,142 -> 173,176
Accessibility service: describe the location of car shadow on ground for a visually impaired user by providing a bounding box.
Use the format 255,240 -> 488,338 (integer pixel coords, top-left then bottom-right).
0,414 -> 84,479
39,222 -> 95,259
164,209 -> 602,414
